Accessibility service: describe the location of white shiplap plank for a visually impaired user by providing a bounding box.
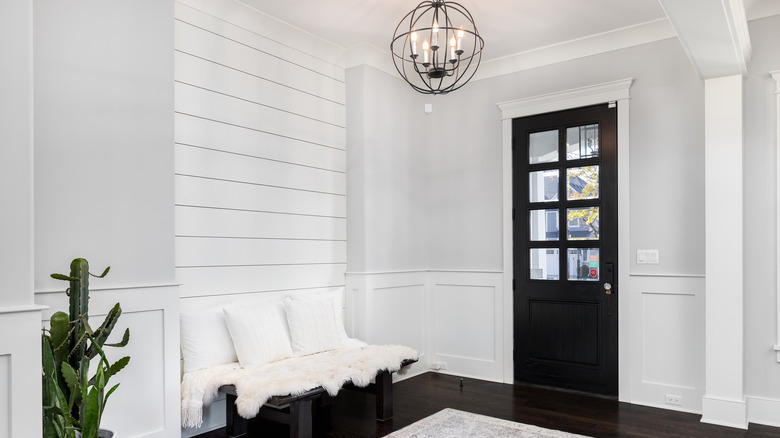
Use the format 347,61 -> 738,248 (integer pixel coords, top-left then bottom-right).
176,82 -> 346,150
174,1 -> 345,82
177,264 -> 347,297
175,175 -> 345,217
179,287 -> 346,313
174,20 -> 345,104
175,237 -> 347,267
175,205 -> 346,240
175,52 -> 345,127
175,144 -> 345,195
175,114 -> 345,172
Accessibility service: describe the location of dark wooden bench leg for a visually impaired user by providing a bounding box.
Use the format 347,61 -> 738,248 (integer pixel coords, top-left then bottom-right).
289,398 -> 314,438
376,370 -> 393,421
225,393 -> 248,438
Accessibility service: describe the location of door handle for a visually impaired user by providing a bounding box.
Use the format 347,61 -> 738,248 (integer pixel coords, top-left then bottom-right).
603,262 -> 614,295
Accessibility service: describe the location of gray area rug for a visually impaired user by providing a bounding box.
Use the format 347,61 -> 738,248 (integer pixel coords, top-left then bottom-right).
385,408 -> 590,438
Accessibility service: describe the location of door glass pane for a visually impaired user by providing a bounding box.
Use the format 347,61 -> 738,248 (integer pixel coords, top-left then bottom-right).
530,209 -> 559,241
567,248 -> 599,281
567,165 -> 599,200
566,124 -> 599,160
530,248 -> 559,280
567,207 -> 599,240
529,169 -> 559,203
529,130 -> 558,164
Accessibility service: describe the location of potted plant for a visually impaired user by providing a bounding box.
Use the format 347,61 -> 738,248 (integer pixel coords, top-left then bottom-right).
42,258 -> 130,438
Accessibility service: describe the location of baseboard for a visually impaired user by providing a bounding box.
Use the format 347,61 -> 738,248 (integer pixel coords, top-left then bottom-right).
747,395 -> 780,428
701,395 -> 748,429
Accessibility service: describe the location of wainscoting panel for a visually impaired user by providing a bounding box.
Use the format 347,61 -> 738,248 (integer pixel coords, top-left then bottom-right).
0,306 -> 45,438
37,284 -> 180,438
629,275 -> 705,414
429,271 -> 505,382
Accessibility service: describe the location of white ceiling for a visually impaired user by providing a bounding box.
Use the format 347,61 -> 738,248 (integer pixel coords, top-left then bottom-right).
238,0 -> 780,63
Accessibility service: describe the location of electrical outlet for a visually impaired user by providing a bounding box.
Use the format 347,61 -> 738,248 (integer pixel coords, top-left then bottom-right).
440,362 -> 447,370
665,394 -> 682,406
430,362 -> 448,371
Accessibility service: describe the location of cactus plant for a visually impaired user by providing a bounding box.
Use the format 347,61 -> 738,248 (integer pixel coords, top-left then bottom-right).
42,258 -> 130,438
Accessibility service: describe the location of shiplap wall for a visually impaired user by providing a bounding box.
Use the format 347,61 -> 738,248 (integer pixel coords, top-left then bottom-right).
174,1 -> 346,433
174,0 -> 347,304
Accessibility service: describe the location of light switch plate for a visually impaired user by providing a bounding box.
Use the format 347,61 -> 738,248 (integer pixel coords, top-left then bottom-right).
637,249 -> 659,264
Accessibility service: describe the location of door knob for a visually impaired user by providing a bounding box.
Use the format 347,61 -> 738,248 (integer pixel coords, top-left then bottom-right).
604,282 -> 612,295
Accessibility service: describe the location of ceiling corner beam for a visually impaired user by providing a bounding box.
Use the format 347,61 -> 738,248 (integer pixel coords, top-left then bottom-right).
658,0 -> 752,79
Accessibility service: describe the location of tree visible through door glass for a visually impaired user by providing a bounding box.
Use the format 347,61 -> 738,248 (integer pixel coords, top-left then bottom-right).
567,166 -> 599,200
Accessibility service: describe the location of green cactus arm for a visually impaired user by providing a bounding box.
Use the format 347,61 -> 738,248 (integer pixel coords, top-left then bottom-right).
105,356 -> 130,380
85,303 -> 124,358
89,266 -> 110,278
51,273 -> 79,282
103,328 -> 130,348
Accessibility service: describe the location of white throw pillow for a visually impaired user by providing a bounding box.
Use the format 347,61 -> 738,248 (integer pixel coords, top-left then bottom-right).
223,300 -> 294,368
180,307 -> 238,373
284,296 -> 342,357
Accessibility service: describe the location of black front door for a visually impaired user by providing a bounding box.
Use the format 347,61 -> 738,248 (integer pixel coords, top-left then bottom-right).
513,103 -> 618,396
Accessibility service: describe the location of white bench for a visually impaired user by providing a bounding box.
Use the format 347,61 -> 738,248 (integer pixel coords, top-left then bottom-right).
179,292 -> 418,438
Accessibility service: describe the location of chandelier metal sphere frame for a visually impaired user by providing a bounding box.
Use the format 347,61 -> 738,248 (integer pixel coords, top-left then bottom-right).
391,0 -> 484,95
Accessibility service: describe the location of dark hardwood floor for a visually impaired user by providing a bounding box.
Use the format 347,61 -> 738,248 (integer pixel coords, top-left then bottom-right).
192,372 -> 779,438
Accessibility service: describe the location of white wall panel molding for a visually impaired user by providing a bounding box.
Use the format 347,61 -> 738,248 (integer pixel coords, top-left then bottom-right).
499,79 -> 633,395
629,275 -> 704,414
37,284 -> 180,438
773,70 -> 780,362
0,309 -> 45,438
747,395 -> 780,428
346,270 -> 505,383
429,271 -> 505,382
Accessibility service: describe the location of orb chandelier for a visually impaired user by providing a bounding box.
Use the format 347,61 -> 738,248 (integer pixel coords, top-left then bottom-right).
391,0 -> 484,95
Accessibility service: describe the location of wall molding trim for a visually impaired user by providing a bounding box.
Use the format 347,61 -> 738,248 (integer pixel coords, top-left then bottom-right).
35,282 -> 181,295
701,395 -> 748,429
0,304 -> 48,315
747,395 -> 780,428
498,78 -> 633,395
773,70 -> 780,363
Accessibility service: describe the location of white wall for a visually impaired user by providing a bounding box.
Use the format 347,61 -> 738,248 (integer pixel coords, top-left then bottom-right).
743,14 -> 780,427
174,0 -> 349,434
32,0 -> 179,436
0,4 -> 39,436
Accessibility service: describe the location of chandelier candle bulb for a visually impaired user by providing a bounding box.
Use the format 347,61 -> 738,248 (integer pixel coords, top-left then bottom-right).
423,40 -> 429,64
410,32 -> 418,56
457,27 -> 464,51
449,36 -> 457,61
431,21 -> 439,48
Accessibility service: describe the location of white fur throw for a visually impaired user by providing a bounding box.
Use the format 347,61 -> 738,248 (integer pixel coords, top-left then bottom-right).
181,344 -> 418,428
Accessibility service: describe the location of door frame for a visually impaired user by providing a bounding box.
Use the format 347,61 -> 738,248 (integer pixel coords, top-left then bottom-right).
497,78 -> 633,401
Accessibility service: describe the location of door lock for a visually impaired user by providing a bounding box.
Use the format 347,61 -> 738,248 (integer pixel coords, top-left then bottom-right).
604,282 -> 612,295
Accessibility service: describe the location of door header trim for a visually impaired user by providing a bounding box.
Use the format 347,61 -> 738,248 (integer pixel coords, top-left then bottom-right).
497,78 -> 634,120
